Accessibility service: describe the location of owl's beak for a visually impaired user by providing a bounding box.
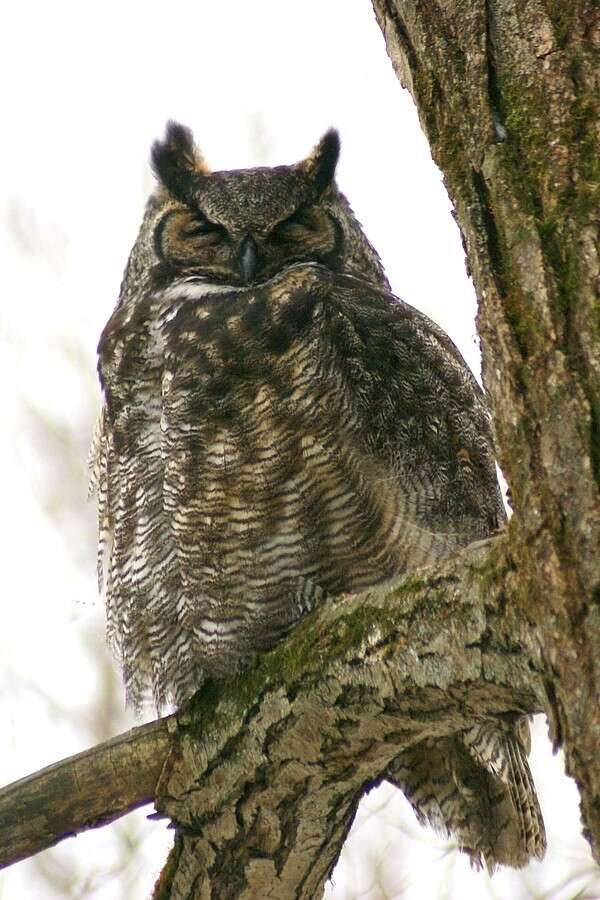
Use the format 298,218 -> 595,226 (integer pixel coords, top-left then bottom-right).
238,234 -> 258,284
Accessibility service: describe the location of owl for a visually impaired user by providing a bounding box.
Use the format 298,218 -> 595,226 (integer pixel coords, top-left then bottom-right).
90,122 -> 545,869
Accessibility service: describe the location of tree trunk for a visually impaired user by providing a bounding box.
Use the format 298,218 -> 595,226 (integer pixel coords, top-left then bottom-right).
372,0 -> 600,852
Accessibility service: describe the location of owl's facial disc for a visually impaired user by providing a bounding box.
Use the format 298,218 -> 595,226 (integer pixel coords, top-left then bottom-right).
155,199 -> 341,286
151,122 -> 343,285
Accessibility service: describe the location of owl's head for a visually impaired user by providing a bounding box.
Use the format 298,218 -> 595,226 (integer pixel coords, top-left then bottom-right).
123,121 -> 389,297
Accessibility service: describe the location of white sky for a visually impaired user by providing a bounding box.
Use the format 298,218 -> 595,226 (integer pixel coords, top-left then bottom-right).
0,2 -> 596,898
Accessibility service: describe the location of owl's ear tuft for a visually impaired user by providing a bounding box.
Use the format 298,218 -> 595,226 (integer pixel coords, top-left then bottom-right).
299,129 -> 340,193
151,121 -> 209,202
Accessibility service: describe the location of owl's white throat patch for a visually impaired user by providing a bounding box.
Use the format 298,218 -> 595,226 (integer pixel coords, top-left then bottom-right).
163,279 -> 246,301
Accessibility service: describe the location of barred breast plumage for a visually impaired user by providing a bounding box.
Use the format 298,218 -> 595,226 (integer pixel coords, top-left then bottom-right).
90,121 -> 544,870
96,260 -> 501,706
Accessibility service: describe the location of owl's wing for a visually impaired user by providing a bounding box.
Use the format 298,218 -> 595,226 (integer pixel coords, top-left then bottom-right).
319,269 -> 506,541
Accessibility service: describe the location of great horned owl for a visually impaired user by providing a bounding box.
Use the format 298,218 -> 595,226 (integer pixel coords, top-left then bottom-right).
91,122 -> 545,869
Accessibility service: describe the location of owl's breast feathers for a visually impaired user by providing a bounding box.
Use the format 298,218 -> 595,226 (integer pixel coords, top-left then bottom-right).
95,262 -> 504,707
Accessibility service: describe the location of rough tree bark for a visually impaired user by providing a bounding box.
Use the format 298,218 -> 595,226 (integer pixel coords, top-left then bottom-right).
0,1 -> 598,897
372,0 -> 600,854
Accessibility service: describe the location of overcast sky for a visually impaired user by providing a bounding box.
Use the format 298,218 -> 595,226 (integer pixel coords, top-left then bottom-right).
1,2 -> 596,898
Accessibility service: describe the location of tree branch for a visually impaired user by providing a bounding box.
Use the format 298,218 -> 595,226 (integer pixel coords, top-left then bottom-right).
1,533 -> 549,895
0,715 -> 174,869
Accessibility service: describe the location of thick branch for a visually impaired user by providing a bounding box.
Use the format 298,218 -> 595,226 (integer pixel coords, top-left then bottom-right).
0,533 -> 545,889
0,715 -> 174,869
